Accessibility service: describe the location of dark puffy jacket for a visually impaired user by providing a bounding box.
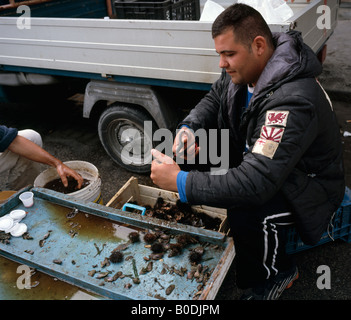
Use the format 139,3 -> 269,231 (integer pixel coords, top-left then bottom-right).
0,125 -> 18,152
181,31 -> 345,245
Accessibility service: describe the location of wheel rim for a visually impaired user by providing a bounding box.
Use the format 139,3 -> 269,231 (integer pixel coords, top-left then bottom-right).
106,118 -> 153,167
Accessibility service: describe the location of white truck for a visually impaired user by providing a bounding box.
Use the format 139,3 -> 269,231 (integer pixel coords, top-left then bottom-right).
0,0 -> 339,173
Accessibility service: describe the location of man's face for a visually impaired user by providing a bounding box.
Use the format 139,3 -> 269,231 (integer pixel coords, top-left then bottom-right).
214,28 -> 261,86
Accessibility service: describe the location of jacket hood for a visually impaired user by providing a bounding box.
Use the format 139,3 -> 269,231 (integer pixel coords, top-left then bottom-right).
252,31 -> 323,103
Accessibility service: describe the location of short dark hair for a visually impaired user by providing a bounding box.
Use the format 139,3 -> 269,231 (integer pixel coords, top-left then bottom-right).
212,3 -> 274,50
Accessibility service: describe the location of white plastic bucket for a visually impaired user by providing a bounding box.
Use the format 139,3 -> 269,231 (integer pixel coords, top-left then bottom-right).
34,161 -> 102,204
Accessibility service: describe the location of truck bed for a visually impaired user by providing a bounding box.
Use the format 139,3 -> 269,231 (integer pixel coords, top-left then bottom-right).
0,0 -> 339,88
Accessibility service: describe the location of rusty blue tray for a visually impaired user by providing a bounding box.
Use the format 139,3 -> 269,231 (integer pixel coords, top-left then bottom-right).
0,187 -> 235,300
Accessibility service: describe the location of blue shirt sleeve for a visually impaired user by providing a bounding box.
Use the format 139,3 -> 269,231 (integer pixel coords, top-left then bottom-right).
176,171 -> 189,203
176,125 -> 191,202
0,125 -> 18,152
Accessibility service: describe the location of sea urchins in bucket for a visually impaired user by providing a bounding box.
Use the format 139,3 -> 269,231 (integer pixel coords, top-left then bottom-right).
34,161 -> 102,203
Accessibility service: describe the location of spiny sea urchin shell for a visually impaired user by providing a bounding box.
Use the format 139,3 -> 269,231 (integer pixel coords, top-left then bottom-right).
128,231 -> 140,243
168,243 -> 183,257
188,251 -> 202,264
151,242 -> 164,253
143,232 -> 157,244
109,250 -> 124,263
188,246 -> 204,264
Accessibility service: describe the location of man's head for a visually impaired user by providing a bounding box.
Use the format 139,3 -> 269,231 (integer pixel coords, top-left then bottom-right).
212,3 -> 274,86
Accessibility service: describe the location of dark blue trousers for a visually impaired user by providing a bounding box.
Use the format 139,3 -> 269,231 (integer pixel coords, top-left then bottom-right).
227,192 -> 295,289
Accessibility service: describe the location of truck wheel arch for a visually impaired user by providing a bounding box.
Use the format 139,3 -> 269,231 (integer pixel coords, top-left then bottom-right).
83,80 -> 175,130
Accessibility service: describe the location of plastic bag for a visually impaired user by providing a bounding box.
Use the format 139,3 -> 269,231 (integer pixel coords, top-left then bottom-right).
237,0 -> 293,24
200,0 -> 225,22
265,0 -> 294,23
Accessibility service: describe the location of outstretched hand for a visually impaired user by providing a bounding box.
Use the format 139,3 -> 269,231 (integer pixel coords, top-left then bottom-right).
150,149 -> 180,191
56,162 -> 84,189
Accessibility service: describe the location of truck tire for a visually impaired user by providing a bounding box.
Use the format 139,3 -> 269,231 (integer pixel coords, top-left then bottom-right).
98,105 -> 157,173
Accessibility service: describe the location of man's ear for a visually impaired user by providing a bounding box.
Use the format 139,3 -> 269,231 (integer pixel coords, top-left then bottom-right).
252,36 -> 266,56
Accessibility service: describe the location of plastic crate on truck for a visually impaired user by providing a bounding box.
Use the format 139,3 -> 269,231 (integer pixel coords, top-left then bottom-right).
114,0 -> 199,20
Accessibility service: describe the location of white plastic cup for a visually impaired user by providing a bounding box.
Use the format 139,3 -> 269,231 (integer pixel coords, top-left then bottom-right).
9,209 -> 26,222
10,222 -> 28,237
0,216 -> 15,232
19,192 -> 34,208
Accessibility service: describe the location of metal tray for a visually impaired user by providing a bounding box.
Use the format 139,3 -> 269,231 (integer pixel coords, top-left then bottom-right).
0,187 -> 235,300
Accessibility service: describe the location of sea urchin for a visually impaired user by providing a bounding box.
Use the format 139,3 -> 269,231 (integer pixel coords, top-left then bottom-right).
109,250 -> 124,263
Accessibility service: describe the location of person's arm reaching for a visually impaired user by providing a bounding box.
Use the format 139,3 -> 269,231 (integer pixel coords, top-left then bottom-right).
8,135 -> 83,188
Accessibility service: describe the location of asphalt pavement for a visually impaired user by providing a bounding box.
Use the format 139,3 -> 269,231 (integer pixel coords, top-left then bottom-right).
0,4 -> 350,301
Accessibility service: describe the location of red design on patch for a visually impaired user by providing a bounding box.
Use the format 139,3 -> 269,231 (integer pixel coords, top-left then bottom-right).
266,111 -> 289,126
260,126 -> 284,143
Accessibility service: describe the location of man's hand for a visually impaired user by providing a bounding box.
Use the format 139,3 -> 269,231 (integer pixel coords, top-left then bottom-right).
150,149 -> 180,191
172,127 -> 199,161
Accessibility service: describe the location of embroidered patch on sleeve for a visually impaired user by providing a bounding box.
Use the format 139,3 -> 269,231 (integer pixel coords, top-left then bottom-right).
265,111 -> 289,127
260,126 -> 285,143
252,138 -> 279,159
